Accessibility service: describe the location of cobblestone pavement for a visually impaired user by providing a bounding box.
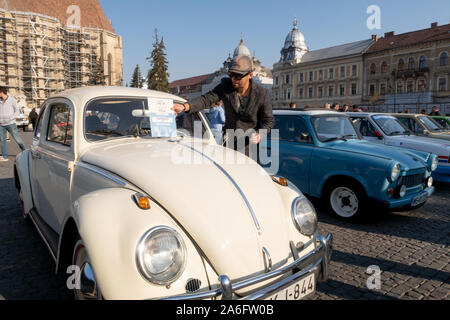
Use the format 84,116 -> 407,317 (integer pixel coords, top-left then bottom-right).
0,132 -> 449,300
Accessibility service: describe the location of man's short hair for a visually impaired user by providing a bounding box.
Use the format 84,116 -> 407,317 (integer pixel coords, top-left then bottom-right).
0,86 -> 7,95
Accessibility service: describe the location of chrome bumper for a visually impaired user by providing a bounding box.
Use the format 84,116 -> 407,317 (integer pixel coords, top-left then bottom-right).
157,233 -> 333,300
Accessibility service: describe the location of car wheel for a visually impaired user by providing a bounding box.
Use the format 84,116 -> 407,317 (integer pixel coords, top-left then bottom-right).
72,237 -> 102,300
326,182 -> 366,219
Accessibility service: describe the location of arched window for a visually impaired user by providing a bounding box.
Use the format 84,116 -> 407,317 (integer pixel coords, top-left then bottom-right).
419,56 -> 426,69
440,52 -> 449,66
370,63 -> 376,75
398,58 -> 404,71
408,57 -> 415,70
381,61 -> 388,73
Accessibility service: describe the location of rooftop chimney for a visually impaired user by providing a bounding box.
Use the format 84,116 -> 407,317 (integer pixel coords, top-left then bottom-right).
431,22 -> 438,28
384,31 -> 395,38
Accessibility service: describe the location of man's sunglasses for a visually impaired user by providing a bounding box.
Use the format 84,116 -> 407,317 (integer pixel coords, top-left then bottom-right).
228,71 -> 250,80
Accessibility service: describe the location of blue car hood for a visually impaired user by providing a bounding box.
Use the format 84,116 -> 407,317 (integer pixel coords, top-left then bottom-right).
326,139 -> 429,171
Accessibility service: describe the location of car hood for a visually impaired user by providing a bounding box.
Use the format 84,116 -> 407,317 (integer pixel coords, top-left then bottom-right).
428,132 -> 450,140
385,135 -> 450,157
80,138 -> 293,280
328,139 -> 428,170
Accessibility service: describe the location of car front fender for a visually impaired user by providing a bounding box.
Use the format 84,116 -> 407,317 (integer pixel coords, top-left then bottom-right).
71,188 -> 210,300
15,150 -> 33,213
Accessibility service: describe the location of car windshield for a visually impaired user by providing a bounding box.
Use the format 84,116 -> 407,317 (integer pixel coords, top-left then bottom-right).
372,115 -> 410,136
311,116 -> 359,142
84,98 -> 210,142
418,116 -> 444,132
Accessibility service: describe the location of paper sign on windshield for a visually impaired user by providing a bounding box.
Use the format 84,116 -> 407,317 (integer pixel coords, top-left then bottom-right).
147,98 -> 177,138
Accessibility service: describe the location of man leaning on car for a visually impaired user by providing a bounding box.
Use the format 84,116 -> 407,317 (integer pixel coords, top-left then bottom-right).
0,86 -> 26,162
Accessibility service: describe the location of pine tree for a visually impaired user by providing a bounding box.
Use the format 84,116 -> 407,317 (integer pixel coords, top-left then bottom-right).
130,64 -> 143,88
147,29 -> 170,92
88,57 -> 106,86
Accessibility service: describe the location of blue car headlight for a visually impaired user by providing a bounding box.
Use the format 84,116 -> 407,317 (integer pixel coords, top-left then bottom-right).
388,162 -> 401,182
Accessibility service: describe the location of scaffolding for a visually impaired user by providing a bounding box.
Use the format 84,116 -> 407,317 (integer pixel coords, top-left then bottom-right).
0,9 -> 104,108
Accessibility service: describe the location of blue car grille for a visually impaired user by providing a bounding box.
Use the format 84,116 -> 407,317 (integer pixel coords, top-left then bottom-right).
398,173 -> 424,188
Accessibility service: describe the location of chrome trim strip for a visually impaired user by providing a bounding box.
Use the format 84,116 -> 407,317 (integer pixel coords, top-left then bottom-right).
74,162 -> 127,187
262,247 -> 272,272
180,144 -> 260,231
156,233 -> 332,300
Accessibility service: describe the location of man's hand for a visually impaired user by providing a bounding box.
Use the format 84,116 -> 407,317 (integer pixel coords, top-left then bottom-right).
172,102 -> 190,116
250,133 -> 260,144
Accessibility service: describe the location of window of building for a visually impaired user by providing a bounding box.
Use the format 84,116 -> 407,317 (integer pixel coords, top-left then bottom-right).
275,76 -> 279,86
397,82 -> 403,94
318,86 -> 323,97
286,74 -> 290,84
287,90 -> 291,100
380,83 -> 386,96
370,63 -> 376,75
408,57 -> 415,70
299,73 -> 303,83
299,87 -> 303,98
340,84 -> 345,96
318,70 -> 323,81
329,68 -> 334,80
369,84 -> 375,96
328,86 -> 334,97
308,87 -> 313,98
440,52 -> 449,66
407,80 -> 414,93
439,77 -> 447,91
351,83 -> 357,95
419,56 -> 426,69
398,58 -> 405,71
309,71 -> 313,81
340,66 -> 345,78
381,61 -> 388,73
418,79 -> 425,92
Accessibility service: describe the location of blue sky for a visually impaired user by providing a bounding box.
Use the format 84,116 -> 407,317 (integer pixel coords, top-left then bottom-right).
98,0 -> 450,84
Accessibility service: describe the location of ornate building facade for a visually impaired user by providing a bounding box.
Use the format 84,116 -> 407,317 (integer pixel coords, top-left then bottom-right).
363,23 -> 450,113
0,0 -> 123,109
272,18 -> 374,109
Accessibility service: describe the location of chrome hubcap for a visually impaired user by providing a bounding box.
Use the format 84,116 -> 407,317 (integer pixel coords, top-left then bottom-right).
78,262 -> 98,300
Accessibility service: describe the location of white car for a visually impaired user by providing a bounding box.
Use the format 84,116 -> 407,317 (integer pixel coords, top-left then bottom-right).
16,113 -> 29,131
14,86 -> 332,300
348,112 -> 450,183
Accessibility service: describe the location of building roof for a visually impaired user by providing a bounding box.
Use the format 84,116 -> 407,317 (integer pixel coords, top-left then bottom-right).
0,0 -> 114,32
169,73 -> 214,88
299,39 -> 374,64
367,23 -> 450,53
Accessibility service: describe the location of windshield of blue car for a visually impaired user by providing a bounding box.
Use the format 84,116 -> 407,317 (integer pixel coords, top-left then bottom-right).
418,116 -> 444,132
372,115 -> 410,136
311,116 -> 359,142
84,98 -> 210,142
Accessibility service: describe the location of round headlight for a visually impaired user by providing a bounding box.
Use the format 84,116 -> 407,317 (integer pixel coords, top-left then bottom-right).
431,156 -> 438,172
390,163 -> 401,182
136,226 -> 186,285
427,176 -> 433,188
398,185 -> 407,198
291,196 -> 318,236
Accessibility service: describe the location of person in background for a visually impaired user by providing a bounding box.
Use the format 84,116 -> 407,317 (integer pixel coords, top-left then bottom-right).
324,103 -> 331,109
289,102 -> 297,109
342,104 -> 350,112
28,108 -> 38,130
332,103 -> 340,111
429,106 -> 441,116
421,109 -> 427,115
0,86 -> 26,162
352,105 -> 361,112
209,100 -> 225,143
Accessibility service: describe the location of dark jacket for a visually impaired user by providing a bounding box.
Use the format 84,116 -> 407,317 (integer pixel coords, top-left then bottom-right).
187,78 -> 274,134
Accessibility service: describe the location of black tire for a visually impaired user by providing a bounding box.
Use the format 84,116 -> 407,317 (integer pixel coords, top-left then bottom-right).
324,180 -> 367,220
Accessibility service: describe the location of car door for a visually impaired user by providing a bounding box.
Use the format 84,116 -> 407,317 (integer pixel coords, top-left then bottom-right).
30,99 -> 74,233
272,115 -> 314,195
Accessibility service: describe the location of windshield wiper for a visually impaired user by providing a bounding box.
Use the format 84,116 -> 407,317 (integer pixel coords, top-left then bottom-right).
322,135 -> 356,142
389,131 -> 403,136
87,129 -> 124,136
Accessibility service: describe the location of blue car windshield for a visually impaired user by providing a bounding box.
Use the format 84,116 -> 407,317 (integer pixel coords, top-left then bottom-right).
312,116 -> 359,142
372,115 -> 410,136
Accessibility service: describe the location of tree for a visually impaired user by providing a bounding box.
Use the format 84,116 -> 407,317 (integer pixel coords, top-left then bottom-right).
147,29 -> 170,92
88,57 -> 106,86
130,64 -> 144,88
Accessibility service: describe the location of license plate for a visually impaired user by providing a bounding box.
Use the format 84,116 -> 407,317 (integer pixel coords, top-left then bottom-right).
412,193 -> 428,207
265,273 -> 315,300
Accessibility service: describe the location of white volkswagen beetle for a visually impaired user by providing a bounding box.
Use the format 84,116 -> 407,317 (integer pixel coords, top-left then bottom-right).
14,87 -> 332,300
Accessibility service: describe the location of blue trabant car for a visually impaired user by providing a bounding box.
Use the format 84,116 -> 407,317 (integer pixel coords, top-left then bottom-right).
261,110 -> 437,220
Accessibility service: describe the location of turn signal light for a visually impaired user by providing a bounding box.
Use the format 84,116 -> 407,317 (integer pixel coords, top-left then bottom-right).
134,193 -> 151,210
387,188 -> 395,195
272,176 -> 288,186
